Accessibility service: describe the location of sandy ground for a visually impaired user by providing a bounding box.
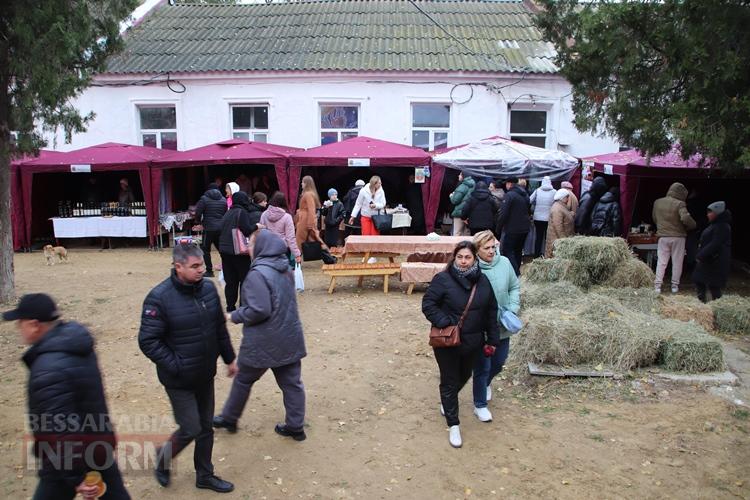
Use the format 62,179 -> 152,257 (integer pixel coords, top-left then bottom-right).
1,248 -> 749,500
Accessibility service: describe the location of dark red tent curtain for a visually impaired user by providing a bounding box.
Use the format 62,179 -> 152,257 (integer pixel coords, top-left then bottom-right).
10,163 -> 25,251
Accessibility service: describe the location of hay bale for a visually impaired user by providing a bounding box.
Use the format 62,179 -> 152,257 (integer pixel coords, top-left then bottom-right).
658,320 -> 724,372
524,258 -> 591,288
553,236 -> 630,284
594,287 -> 661,314
521,280 -> 582,309
602,257 -> 655,288
660,295 -> 715,332
711,295 -> 750,336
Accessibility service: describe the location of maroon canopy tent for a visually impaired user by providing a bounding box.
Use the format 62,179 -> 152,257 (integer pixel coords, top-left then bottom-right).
21,143 -> 169,247
151,139 -> 300,233
288,137 -> 436,231
10,150 -> 63,251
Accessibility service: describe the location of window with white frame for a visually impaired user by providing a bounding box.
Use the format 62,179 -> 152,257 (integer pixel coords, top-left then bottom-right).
231,105 -> 269,142
411,103 -> 450,151
138,105 -> 177,150
509,109 -> 547,148
319,104 -> 359,145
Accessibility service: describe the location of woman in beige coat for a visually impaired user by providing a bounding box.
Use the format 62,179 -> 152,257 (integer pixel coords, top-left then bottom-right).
295,176 -> 327,252
545,189 -> 575,257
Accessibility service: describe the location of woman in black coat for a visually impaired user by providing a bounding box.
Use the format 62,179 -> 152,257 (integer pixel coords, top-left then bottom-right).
422,241 -> 500,448
461,181 -> 500,235
219,191 -> 262,312
693,202 -> 732,302
590,187 -> 622,237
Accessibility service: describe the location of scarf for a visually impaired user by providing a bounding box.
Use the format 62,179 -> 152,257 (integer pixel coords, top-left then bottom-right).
452,261 -> 479,279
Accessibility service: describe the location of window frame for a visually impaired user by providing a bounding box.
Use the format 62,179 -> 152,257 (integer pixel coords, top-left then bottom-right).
134,102 -> 179,150
410,102 -> 451,151
318,103 -> 361,145
229,103 -> 270,142
508,106 -> 550,149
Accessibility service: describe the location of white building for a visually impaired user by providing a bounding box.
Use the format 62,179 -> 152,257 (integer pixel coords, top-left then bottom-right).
47,0 -> 619,157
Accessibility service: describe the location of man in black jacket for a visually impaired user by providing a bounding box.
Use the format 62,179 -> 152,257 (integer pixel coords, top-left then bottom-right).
461,181 -> 500,235
342,179 -> 365,237
3,294 -> 129,499
495,177 -> 531,276
575,176 -> 608,235
139,243 -> 237,493
194,183 -> 228,277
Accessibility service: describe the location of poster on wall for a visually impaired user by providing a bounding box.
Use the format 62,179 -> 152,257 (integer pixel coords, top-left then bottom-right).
414,167 -> 426,183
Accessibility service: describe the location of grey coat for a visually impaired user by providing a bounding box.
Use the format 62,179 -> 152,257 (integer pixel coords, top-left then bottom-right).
230,230 -> 306,368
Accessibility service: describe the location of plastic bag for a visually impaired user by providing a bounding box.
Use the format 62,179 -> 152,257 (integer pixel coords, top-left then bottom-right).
294,264 -> 304,292
218,270 -> 225,287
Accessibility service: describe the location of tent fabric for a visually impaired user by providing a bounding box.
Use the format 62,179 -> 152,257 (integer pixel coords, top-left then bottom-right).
20,143 -> 169,247
287,136 -> 437,231
151,138 -> 301,230
432,136 -> 579,182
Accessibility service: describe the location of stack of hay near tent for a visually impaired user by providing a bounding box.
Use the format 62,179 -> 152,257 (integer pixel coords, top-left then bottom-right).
711,295 -> 750,335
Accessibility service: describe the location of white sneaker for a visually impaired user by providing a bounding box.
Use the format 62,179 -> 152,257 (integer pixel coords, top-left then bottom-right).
655,286 -> 662,294
440,404 -> 445,416
449,425 -> 462,448
367,257 -> 377,264
671,285 -> 679,294
474,406 -> 493,422
486,385 -> 492,402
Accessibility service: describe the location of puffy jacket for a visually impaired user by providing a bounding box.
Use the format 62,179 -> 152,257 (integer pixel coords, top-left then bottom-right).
218,192 -> 262,255
693,210 -> 732,288
652,183 -> 696,237
260,205 -> 300,258
496,186 -> 531,235
23,322 -> 116,486
529,177 -> 557,222
230,231 -> 307,368
422,264 -> 500,351
575,177 -> 609,234
461,184 -> 500,231
343,186 -> 362,226
138,271 -> 236,389
323,200 -> 346,228
449,176 -> 476,217
478,254 -> 520,340
590,191 -> 623,237
546,200 -> 575,257
194,188 -> 228,232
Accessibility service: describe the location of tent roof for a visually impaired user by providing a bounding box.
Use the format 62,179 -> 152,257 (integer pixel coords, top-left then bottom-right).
152,138 -> 302,169
21,142 -> 169,172
432,136 -> 579,181
11,150 -> 64,167
288,136 -> 431,168
582,146 -> 726,178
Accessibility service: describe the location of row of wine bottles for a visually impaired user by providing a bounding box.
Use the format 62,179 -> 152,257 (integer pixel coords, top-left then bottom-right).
57,201 -> 147,218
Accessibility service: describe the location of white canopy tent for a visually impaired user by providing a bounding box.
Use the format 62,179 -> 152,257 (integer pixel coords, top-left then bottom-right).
433,136 -> 579,182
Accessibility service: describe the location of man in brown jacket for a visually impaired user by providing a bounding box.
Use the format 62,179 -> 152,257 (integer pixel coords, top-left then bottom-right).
652,183 -> 697,293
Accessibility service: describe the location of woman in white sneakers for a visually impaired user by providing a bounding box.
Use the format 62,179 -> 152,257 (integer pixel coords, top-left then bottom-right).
348,175 -> 386,236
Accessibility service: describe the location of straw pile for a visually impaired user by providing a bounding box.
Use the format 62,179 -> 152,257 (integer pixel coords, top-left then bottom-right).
658,320 -> 724,372
711,295 -> 750,336
553,236 -> 630,286
592,287 -> 660,314
602,258 -> 655,288
521,281 -> 582,309
660,295 -> 715,332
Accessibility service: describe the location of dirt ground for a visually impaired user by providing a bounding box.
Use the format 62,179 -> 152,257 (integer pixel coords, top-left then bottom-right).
1,248 -> 749,500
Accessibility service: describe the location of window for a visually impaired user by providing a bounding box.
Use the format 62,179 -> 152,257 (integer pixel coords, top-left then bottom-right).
320,105 -> 359,145
138,106 -> 177,150
411,103 -> 450,151
509,110 -> 547,148
231,105 -> 269,142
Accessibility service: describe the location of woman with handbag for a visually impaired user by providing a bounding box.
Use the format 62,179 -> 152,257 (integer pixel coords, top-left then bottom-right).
260,192 -> 302,266
295,176 -> 329,257
422,241 -> 500,448
219,191 -> 262,312
348,175 -> 386,236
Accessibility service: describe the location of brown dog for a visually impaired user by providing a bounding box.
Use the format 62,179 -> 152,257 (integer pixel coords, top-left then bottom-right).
43,245 -> 68,265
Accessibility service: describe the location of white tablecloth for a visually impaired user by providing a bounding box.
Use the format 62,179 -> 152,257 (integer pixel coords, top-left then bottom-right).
52,217 -> 147,238
390,213 -> 412,229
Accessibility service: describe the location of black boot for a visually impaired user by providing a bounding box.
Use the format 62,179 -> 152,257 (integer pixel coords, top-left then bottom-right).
274,423 -> 306,441
212,416 -> 237,433
196,475 -> 234,493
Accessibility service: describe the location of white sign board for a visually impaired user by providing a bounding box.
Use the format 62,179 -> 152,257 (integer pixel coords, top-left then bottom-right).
70,164 -> 92,173
604,164 -> 614,175
347,158 -> 370,167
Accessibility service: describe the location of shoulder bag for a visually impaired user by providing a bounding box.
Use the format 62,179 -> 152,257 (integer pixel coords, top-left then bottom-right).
371,209 -> 393,232
429,284 -> 477,348
232,211 -> 250,255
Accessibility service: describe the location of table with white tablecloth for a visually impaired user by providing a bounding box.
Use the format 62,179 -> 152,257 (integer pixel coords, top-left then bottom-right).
51,217 -> 147,238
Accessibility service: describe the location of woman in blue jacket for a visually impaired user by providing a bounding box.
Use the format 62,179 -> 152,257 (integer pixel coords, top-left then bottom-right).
471,230 -> 520,423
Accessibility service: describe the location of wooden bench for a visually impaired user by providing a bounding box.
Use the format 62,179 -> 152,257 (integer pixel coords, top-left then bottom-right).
400,262 -> 445,295
322,262 -> 402,294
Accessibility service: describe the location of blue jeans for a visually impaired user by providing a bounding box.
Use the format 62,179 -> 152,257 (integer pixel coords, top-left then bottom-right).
472,337 -> 510,408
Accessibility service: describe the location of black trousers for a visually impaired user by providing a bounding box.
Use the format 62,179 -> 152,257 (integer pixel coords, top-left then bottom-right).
534,220 -> 548,257
220,253 -> 251,312
159,381 -> 215,480
33,463 -> 130,500
201,230 -> 221,273
502,232 -> 528,276
695,282 -> 723,303
434,346 -> 481,427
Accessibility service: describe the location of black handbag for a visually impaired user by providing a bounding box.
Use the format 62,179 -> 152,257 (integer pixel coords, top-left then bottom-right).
371,210 -> 393,232
302,241 -> 323,261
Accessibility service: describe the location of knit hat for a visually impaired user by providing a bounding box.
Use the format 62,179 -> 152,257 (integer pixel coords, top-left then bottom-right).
707,201 -> 726,215
561,181 -> 574,189
226,182 -> 240,195
328,188 -> 338,198
355,179 -> 366,187
554,189 -> 570,201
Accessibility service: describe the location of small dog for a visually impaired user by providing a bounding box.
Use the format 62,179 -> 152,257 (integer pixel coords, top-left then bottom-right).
43,245 -> 68,265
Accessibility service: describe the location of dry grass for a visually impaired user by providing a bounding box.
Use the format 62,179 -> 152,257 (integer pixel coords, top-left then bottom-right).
602,258 -> 655,288
711,295 -> 750,336
553,236 -> 631,285
660,295 -> 716,333
658,320 -> 725,372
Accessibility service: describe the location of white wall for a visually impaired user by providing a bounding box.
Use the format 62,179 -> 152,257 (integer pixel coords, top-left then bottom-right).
45,72 -> 619,157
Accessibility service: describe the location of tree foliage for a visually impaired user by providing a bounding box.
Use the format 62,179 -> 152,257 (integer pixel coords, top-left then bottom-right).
535,0 -> 750,170
0,0 -> 137,302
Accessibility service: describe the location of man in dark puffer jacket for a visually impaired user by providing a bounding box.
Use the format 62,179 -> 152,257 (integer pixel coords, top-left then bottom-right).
3,294 -> 130,499
139,243 -> 237,493
495,177 -> 531,276
194,183 -> 227,277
